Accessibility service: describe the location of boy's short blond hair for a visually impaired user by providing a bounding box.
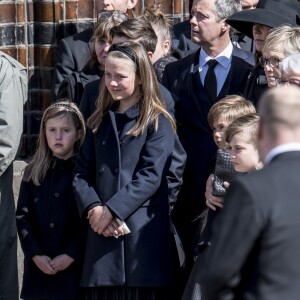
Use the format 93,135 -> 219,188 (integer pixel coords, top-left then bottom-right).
224,113 -> 259,147
207,95 -> 256,129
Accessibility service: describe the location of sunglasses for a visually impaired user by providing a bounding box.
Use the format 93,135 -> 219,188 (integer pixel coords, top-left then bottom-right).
259,56 -> 281,69
97,11 -> 128,23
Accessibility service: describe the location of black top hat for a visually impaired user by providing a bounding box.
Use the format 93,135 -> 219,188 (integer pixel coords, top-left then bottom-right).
226,0 -> 300,38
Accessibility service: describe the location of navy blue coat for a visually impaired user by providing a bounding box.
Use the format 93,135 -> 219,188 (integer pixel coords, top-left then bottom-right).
79,79 -> 187,207
73,105 -> 179,287
16,157 -> 85,300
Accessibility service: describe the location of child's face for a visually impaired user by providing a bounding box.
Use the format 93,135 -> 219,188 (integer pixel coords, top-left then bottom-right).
212,116 -> 229,148
105,56 -> 140,112
227,132 -> 260,173
45,114 -> 79,160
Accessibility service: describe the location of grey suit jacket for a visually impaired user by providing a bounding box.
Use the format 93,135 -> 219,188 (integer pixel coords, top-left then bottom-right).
198,151 -> 300,300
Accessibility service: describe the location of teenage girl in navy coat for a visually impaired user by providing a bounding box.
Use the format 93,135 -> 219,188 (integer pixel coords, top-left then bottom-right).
73,41 -> 180,300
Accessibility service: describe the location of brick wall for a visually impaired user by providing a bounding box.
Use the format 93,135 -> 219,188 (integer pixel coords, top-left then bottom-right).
0,0 -> 191,158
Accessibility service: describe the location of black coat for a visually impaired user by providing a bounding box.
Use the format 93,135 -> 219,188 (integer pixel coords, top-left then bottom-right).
53,28 -> 93,95
16,157 -> 85,300
243,64 -> 269,107
194,152 -> 300,300
73,105 -> 179,287
162,46 -> 254,264
56,63 -> 102,105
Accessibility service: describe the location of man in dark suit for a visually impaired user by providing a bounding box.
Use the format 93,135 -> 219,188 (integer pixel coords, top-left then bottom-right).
53,0 -> 138,94
199,86 -> 300,300
172,0 -> 258,57
162,0 -> 254,274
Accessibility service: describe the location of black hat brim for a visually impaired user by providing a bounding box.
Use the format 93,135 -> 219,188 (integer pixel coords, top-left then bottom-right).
226,8 -> 300,38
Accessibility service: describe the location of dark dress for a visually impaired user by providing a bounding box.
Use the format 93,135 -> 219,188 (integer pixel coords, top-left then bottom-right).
73,104 -> 181,300
16,156 -> 85,300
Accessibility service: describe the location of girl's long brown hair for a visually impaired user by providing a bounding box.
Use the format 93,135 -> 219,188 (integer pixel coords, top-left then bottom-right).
87,41 -> 176,136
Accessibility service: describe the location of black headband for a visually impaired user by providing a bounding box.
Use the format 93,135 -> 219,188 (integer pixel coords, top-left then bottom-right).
108,44 -> 137,64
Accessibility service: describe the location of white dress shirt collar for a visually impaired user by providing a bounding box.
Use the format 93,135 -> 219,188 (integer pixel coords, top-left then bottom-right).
264,143 -> 300,165
199,42 -> 233,70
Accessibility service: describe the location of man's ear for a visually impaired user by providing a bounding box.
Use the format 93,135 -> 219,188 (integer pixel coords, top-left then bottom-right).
221,21 -> 230,34
127,0 -> 138,10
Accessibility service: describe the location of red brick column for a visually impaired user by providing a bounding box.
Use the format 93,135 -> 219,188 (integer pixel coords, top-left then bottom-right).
0,0 -> 191,157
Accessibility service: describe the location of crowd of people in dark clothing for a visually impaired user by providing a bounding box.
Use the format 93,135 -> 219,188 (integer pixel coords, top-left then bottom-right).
2,0 -> 300,299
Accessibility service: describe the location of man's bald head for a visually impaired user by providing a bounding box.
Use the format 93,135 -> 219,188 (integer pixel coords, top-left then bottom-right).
258,86 -> 300,160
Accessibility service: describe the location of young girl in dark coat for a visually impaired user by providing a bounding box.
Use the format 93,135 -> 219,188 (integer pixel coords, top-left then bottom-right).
73,41 -> 180,300
16,100 -> 86,300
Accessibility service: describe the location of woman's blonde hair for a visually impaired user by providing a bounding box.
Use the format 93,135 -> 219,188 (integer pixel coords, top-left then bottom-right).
88,41 -> 176,136
262,24 -> 300,56
23,100 -> 86,185
207,95 -> 256,129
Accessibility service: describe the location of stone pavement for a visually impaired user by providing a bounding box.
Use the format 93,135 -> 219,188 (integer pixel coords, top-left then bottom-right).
13,159 -> 28,297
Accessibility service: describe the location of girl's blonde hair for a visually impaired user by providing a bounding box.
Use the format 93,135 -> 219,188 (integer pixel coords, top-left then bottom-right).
23,100 -> 86,185
207,95 -> 256,129
88,41 -> 176,136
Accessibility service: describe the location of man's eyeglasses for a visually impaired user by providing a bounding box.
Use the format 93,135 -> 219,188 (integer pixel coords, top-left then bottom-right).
276,78 -> 300,88
259,56 -> 281,69
97,11 -> 128,23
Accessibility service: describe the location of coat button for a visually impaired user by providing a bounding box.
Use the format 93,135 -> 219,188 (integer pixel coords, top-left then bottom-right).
49,223 -> 55,228
102,140 -> 107,146
99,167 -> 105,173
114,168 -> 119,173
54,193 -> 59,197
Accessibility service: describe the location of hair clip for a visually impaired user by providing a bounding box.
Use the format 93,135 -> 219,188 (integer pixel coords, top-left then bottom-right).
48,102 -> 80,117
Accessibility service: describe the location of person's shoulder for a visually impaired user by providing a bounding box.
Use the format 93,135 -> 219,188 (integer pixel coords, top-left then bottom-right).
85,78 -> 102,90
232,46 -> 255,66
0,51 -> 26,71
172,20 -> 191,39
165,49 -> 198,71
61,27 -> 93,44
